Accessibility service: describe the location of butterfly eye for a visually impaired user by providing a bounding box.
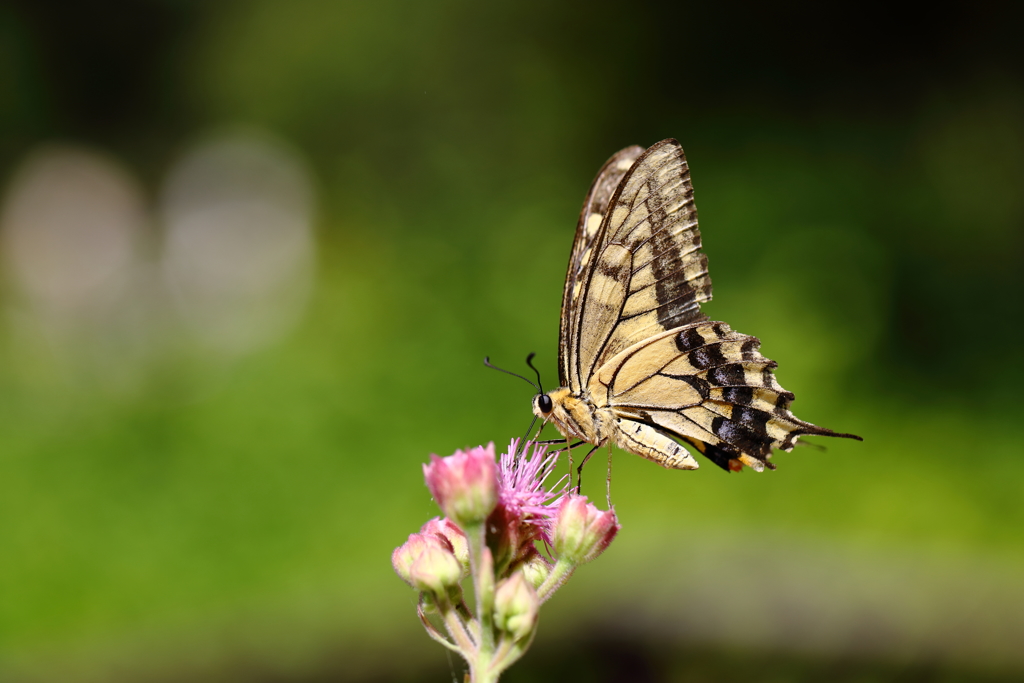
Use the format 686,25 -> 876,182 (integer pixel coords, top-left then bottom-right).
537,394 -> 553,414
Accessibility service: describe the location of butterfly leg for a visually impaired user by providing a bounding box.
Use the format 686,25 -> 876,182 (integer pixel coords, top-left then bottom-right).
515,421 -> 567,459
605,444 -> 613,509
538,439 -> 584,454
537,440 -> 585,490
537,440 -> 587,491
575,445 -> 600,495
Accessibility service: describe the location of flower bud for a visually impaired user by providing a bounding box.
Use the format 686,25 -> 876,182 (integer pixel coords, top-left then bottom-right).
423,444 -> 499,527
409,544 -> 462,595
552,495 -> 619,564
392,532 -> 454,586
421,517 -> 469,576
493,571 -> 539,642
519,551 -> 551,590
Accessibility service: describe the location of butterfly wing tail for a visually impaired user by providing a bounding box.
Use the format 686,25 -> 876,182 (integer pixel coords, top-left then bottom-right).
692,330 -> 862,471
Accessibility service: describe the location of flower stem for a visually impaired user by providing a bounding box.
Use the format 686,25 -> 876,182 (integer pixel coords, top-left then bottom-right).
537,557 -> 576,602
490,630 -> 533,674
441,602 -> 476,653
464,522 -> 499,682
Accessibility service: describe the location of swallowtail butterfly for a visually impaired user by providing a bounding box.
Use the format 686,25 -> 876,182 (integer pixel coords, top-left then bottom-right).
533,139 -> 860,473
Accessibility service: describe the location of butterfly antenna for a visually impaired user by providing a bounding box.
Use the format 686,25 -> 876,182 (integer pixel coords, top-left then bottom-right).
483,356 -> 540,392
524,352 -> 545,394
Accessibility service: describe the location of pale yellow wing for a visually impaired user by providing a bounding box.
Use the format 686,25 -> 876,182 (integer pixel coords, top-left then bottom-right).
559,144 -> 645,391
563,139 -> 712,391
593,321 -> 860,471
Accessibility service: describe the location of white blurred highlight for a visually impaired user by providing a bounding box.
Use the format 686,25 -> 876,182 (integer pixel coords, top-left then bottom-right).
0,145 -> 145,319
159,131 -> 316,355
0,131 -> 317,390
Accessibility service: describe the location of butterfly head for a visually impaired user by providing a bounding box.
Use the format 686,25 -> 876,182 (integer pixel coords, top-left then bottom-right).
532,387 -> 599,443
532,388 -> 569,432
532,391 -> 554,418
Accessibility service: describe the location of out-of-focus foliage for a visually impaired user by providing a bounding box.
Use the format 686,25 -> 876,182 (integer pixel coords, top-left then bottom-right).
1,1 -> 1022,681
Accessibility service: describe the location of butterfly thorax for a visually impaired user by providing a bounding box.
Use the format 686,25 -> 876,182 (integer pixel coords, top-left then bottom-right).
532,387 -> 615,446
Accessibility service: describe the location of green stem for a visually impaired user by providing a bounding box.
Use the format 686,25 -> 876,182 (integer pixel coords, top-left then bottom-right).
455,598 -> 474,623
476,547 -> 495,651
419,610 -> 463,654
464,522 -> 498,682
490,626 -> 537,674
537,557 -> 576,602
441,602 -> 476,653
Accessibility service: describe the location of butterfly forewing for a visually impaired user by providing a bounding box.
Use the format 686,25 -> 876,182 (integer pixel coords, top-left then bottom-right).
563,140 -> 713,392
559,145 -> 645,390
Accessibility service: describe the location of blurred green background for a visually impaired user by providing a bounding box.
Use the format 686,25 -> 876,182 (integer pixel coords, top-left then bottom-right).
1,1 -> 1022,681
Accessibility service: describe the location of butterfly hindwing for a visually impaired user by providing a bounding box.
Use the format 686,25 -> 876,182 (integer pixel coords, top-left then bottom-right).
594,321 -> 854,471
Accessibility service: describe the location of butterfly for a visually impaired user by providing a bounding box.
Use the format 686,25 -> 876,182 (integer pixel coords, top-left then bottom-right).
532,139 -> 861,473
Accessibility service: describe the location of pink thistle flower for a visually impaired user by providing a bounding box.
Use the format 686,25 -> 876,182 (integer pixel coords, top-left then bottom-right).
496,439 -> 566,542
484,440 -> 567,568
423,444 -> 499,527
